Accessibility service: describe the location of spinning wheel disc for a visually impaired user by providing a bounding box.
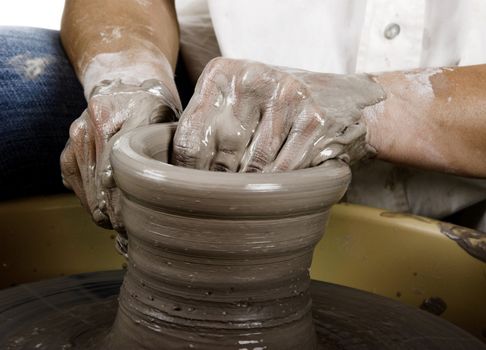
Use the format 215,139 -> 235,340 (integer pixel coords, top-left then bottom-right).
0,271 -> 483,349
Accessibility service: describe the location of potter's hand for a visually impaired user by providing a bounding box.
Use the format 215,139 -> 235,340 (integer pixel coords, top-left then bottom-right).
173,58 -> 385,172
61,79 -> 181,230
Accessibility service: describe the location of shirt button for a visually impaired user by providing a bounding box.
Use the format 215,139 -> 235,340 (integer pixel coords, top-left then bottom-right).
384,23 -> 400,40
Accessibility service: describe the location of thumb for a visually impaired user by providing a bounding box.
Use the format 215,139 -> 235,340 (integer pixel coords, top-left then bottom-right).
95,131 -> 124,232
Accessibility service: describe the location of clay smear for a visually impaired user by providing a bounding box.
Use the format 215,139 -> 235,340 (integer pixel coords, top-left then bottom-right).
172,59 -> 385,173
8,54 -> 54,80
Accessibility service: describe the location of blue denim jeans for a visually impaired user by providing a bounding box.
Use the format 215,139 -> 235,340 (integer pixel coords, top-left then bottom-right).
0,27 -> 86,199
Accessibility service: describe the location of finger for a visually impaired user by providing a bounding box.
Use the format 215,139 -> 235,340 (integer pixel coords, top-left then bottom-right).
172,96 -> 217,169
88,97 -> 124,229
60,139 -> 75,190
172,67 -> 225,169
60,140 -> 88,208
202,61 -> 269,171
65,115 -> 92,209
103,186 -> 123,232
84,122 -> 112,228
174,58 -> 268,171
89,98 -> 118,208
209,149 -> 239,172
208,106 -> 260,172
88,97 -> 119,160
238,71 -> 308,172
71,115 -> 96,210
71,113 -> 110,226
310,122 -> 367,166
96,133 -> 123,231
269,108 -> 328,172
239,102 -> 293,173
309,143 -> 343,167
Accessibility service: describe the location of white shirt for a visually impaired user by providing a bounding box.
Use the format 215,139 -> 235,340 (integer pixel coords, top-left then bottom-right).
177,0 -> 486,79
176,0 -> 486,232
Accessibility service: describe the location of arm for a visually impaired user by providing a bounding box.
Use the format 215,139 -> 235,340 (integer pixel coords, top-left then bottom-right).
61,0 -> 179,97
364,65 -> 486,178
173,59 -> 486,179
60,0 -> 181,230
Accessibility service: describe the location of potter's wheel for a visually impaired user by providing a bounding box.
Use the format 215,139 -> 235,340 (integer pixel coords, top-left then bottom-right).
0,271 -> 483,349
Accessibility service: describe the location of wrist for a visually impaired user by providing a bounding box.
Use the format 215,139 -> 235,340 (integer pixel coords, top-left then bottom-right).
362,100 -> 386,156
323,73 -> 386,163
361,75 -> 388,159
89,78 -> 183,123
82,49 -> 175,100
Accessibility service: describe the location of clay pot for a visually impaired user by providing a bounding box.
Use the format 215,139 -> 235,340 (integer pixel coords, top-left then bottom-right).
107,122 -> 350,349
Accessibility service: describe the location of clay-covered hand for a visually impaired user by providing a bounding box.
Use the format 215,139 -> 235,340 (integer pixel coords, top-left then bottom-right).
61,79 -> 181,231
173,58 -> 385,172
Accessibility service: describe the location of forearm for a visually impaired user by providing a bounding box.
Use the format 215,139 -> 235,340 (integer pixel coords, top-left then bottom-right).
61,0 -> 179,97
363,65 -> 486,178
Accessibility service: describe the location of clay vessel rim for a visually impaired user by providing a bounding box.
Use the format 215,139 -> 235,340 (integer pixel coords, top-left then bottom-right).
112,123 -> 351,194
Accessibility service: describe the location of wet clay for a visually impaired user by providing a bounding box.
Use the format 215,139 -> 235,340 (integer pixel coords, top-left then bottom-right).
2,271 -> 485,349
103,122 -> 351,349
172,58 -> 385,173
439,222 -> 486,262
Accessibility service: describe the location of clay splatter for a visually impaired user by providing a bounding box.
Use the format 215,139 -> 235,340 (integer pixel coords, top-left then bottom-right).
8,54 -> 54,80
135,0 -> 152,7
420,297 -> 447,316
100,26 -> 122,43
439,222 -> 486,262
403,67 -> 453,100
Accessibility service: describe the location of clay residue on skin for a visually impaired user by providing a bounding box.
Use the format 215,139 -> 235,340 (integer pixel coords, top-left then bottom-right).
89,79 -> 181,231
439,222 -> 486,262
172,58 -> 385,174
135,0 -> 152,7
404,68 -> 439,99
8,54 -> 54,80
100,26 -> 123,43
82,49 -> 174,99
366,66 -> 472,177
403,67 -> 454,100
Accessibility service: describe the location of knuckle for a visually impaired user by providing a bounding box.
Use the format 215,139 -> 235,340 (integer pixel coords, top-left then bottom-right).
211,162 -> 230,172
69,115 -> 87,140
245,163 -> 263,173
246,148 -> 269,172
60,149 -> 78,176
60,153 -> 72,172
205,57 -> 230,71
218,147 -> 237,156
203,57 -> 244,82
292,111 -> 325,137
172,142 -> 200,166
203,57 -> 226,77
252,148 -> 269,164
